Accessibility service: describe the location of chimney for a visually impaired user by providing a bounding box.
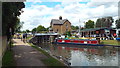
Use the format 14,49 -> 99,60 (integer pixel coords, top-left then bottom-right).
59,16 -> 62,20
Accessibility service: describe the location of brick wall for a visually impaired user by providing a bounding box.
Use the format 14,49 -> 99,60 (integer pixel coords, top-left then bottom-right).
52,21 -> 71,34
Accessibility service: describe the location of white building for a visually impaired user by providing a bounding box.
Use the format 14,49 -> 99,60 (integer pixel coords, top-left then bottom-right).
115,29 -> 120,37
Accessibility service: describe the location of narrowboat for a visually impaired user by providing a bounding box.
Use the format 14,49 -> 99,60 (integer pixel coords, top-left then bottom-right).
116,38 -> 120,41
55,39 -> 103,46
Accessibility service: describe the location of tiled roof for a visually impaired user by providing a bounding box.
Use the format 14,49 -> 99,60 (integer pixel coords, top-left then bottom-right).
51,19 -> 68,25
80,27 -> 114,32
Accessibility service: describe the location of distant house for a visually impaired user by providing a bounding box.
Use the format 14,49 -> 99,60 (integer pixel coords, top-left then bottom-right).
116,28 -> 120,37
80,27 -> 116,38
50,16 -> 71,34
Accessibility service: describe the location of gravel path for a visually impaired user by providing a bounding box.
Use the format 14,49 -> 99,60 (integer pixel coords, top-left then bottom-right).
12,39 -> 47,66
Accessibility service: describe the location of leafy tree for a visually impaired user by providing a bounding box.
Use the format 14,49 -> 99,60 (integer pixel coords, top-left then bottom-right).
32,28 -> 37,33
95,17 -> 114,28
71,25 -> 79,30
65,31 -> 71,37
21,30 -> 26,33
26,29 -> 30,33
84,20 -> 94,29
36,25 -> 46,32
2,2 -> 25,41
46,26 -> 51,31
15,21 -> 24,32
95,19 -> 101,28
75,26 -> 79,29
115,18 -> 120,29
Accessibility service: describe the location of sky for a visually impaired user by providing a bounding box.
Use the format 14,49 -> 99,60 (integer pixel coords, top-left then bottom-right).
20,0 -> 119,31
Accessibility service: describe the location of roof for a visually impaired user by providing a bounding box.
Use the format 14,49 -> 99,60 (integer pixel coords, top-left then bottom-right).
80,27 -> 115,32
35,33 -> 59,36
51,19 -> 68,25
48,28 -> 53,30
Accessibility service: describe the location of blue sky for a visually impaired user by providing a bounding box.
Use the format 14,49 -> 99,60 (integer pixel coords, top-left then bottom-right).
25,2 -> 89,8
20,1 -> 118,30
25,2 -> 62,8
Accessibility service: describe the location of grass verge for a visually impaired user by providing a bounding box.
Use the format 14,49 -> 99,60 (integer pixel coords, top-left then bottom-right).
2,50 -> 15,67
26,36 -> 32,40
28,43 -> 66,67
2,40 -> 15,67
100,40 -> 118,45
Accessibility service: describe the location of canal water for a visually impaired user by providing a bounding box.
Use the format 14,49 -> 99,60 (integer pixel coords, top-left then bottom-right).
36,43 -> 120,66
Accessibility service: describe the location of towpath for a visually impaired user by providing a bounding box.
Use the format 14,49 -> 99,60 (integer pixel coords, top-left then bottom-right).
12,39 -> 47,67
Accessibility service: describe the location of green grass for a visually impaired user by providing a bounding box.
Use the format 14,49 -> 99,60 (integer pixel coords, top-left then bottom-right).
2,39 -> 15,67
100,40 -> 119,45
2,50 -> 15,67
42,58 -> 65,66
28,43 -> 66,66
26,36 -> 32,40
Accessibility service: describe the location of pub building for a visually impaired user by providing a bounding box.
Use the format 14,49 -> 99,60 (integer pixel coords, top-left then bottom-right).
80,27 -> 116,40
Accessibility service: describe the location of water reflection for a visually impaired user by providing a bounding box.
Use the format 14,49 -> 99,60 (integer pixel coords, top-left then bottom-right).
36,43 -> 119,66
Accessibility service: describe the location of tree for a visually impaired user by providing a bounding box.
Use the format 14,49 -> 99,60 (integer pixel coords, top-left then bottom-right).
31,28 -> 37,35
115,18 -> 120,29
71,25 -> 79,30
32,28 -> 36,32
2,2 -> 25,41
95,18 -> 101,28
84,20 -> 94,29
65,31 -> 71,37
95,17 -> 114,28
46,26 -> 51,31
21,30 -> 26,33
26,29 -> 30,33
15,21 -> 24,32
36,25 -> 46,32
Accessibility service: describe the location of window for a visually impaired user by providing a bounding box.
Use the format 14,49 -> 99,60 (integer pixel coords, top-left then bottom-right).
66,29 -> 68,31
66,24 -> 68,28
57,29 -> 58,32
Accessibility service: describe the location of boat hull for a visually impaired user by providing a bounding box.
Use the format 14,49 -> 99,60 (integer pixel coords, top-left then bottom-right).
55,42 -> 104,46
116,38 -> 120,41
54,39 -> 120,47
56,39 -> 99,44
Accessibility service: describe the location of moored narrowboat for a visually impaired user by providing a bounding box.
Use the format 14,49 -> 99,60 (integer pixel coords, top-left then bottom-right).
55,39 -> 100,46
116,38 -> 120,41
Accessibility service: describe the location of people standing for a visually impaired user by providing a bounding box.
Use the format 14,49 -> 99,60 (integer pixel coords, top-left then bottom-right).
22,32 -> 27,43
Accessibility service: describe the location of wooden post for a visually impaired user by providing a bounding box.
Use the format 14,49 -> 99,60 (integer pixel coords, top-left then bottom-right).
90,31 -> 91,37
42,36 -> 44,43
50,36 -> 54,43
46,35 -> 47,43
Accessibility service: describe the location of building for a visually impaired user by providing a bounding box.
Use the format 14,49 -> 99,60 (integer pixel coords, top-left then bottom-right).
80,27 -> 116,38
116,28 -> 120,37
50,16 -> 71,34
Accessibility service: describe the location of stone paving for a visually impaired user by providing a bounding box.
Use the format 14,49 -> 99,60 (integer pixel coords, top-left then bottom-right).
12,39 -> 47,66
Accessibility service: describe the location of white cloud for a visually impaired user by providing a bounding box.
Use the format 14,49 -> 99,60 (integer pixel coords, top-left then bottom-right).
20,2 -> 118,30
25,0 -> 86,2
26,0 -> 119,2
90,0 -> 119,2
87,2 -> 118,7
